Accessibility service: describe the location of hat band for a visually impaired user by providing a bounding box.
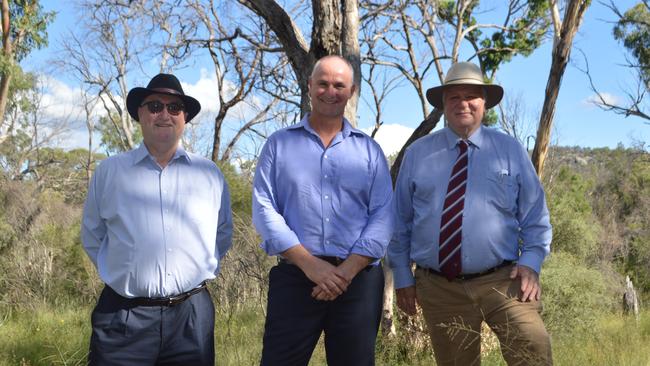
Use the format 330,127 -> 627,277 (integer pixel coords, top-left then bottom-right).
151,87 -> 183,96
444,77 -> 485,85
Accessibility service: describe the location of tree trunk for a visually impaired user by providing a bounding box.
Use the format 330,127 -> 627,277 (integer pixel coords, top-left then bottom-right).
239,0 -> 360,126
341,0 -> 360,125
390,109 -> 444,183
0,0 -> 12,141
531,0 -> 589,177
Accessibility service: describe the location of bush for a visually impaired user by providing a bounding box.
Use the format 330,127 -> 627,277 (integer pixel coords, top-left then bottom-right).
541,252 -> 617,335
546,166 -> 601,262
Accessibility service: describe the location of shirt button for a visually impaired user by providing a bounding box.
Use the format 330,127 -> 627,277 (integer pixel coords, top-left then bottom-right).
324,174 -> 328,178
324,155 -> 329,159
324,195 -> 329,200
325,218 -> 330,222
167,273 -> 172,276
326,240 -> 331,244
168,248 -> 173,253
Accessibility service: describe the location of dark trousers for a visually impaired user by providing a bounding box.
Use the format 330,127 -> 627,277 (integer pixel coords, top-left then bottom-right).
260,262 -> 384,366
88,285 -> 215,366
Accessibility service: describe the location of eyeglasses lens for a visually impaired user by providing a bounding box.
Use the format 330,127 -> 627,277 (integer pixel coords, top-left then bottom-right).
142,101 -> 185,116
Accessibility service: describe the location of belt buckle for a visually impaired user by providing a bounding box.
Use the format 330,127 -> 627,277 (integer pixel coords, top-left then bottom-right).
166,293 -> 184,306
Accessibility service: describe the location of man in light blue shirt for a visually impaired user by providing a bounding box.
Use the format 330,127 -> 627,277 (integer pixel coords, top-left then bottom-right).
81,73 -> 232,365
388,62 -> 553,365
253,55 -> 393,366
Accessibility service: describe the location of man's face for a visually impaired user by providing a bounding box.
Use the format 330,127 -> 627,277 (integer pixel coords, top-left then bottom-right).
308,58 -> 356,119
138,93 -> 186,148
443,84 -> 486,138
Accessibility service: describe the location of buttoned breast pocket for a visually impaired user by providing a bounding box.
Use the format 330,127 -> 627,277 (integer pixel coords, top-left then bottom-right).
486,171 -> 518,213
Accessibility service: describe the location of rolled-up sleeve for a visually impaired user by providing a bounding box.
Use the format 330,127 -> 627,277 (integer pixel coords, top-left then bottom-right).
387,148 -> 416,289
351,147 -> 394,259
252,137 -> 301,256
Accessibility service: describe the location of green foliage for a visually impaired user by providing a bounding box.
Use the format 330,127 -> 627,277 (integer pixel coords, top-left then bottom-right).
469,1 -> 551,75
541,252 -> 617,335
0,306 -> 90,366
552,311 -> 650,366
5,0 -> 56,62
482,108 -> 498,126
97,113 -> 142,154
217,161 -> 253,217
547,166 -> 600,261
587,145 -> 650,296
613,2 -> 650,86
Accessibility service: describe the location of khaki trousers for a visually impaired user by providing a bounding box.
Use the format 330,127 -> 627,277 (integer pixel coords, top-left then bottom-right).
415,265 -> 552,366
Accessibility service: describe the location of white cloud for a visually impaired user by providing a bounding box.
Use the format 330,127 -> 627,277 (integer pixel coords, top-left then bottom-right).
40,76 -> 105,122
181,68 -> 263,126
361,123 -> 414,156
584,92 -> 621,107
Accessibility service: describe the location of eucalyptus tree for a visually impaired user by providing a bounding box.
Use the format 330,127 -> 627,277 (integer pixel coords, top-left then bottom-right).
0,0 -> 53,144
531,0 -> 590,177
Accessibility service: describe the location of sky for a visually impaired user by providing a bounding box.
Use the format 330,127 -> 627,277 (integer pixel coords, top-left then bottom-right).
23,1 -> 650,157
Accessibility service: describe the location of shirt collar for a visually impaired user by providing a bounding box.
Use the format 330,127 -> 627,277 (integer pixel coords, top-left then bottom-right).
444,124 -> 485,150
131,143 -> 191,166
289,113 -> 363,139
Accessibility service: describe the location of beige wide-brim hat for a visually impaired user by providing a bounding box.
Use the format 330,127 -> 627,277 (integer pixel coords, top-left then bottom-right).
426,62 -> 504,109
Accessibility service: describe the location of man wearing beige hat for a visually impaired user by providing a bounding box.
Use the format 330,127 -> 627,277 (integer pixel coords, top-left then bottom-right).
387,62 -> 553,365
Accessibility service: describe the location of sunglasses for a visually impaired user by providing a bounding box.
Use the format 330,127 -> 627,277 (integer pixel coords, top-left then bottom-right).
140,100 -> 186,116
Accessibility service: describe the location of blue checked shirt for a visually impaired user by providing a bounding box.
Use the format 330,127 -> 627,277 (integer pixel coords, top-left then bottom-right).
81,144 -> 233,298
388,126 -> 552,289
252,115 -> 393,262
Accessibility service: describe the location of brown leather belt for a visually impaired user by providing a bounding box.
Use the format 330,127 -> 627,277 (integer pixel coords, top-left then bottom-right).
115,282 -> 207,307
417,261 -> 514,281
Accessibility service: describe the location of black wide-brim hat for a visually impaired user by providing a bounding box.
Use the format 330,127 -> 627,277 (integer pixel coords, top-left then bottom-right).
126,73 -> 201,123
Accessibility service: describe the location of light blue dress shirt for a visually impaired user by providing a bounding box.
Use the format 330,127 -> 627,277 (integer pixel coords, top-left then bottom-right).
81,144 -> 233,298
388,126 -> 552,289
252,115 -> 393,261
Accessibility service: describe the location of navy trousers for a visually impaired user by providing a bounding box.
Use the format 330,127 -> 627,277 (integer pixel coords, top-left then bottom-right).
260,262 -> 384,366
88,285 -> 215,366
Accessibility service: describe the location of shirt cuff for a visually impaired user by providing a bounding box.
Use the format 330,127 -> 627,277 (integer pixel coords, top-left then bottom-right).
391,265 -> 415,289
260,231 -> 301,256
518,247 -> 546,274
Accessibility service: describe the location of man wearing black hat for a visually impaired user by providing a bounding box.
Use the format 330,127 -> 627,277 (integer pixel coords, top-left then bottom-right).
81,73 -> 233,365
388,62 -> 553,365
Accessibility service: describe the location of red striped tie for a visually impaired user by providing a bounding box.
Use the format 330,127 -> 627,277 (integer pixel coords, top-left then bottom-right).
439,140 -> 469,280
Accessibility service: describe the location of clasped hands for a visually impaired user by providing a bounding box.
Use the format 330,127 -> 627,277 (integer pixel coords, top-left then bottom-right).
303,254 -> 372,301
281,246 -> 371,302
304,258 -> 356,301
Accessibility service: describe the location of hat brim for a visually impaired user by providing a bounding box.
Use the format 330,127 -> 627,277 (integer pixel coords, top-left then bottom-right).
126,87 -> 201,123
426,82 -> 503,110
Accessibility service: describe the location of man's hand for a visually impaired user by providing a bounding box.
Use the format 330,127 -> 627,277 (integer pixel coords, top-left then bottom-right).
311,254 -> 372,301
509,264 -> 541,302
396,286 -> 417,316
282,246 -> 349,299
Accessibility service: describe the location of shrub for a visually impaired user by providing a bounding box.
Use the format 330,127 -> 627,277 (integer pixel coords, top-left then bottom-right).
541,252 -> 617,335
